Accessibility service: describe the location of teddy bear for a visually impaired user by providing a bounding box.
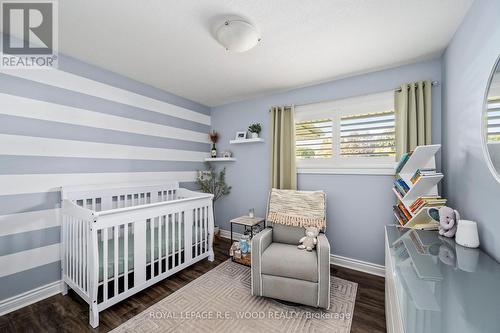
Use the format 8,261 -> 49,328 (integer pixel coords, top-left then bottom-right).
430,206 -> 460,238
298,227 -> 320,251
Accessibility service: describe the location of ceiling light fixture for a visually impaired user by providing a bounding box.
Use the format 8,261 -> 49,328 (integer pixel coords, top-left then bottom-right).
216,20 -> 261,53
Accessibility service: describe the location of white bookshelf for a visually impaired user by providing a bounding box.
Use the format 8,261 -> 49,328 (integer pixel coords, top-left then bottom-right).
393,144 -> 442,229
229,138 -> 264,144
204,157 -> 236,162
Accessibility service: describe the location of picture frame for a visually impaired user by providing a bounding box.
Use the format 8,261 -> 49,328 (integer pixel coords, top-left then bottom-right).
235,131 -> 247,140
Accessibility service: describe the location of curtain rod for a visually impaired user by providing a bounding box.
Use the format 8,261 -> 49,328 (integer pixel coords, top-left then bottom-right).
270,80 -> 441,111
394,80 -> 440,92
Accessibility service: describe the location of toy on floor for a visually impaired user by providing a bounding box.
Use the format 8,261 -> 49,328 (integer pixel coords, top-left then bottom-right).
298,227 -> 320,251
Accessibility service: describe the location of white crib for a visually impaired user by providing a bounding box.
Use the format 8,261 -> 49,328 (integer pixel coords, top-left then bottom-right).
60,181 -> 214,328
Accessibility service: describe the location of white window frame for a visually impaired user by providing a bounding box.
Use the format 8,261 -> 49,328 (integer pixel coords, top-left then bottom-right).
295,91 -> 396,174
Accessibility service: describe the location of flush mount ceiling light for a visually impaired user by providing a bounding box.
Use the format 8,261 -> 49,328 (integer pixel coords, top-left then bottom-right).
216,20 -> 261,52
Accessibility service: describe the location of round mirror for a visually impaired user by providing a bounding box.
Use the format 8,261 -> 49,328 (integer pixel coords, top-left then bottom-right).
484,56 -> 500,181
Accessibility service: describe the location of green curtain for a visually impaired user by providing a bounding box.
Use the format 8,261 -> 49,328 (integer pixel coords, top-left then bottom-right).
395,80 -> 432,159
269,105 -> 297,190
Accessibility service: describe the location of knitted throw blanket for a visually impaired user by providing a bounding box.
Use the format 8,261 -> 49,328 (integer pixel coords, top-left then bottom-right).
267,189 -> 326,229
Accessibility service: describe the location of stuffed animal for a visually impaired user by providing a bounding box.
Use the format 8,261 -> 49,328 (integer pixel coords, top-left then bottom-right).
436,206 -> 460,238
298,227 -> 320,251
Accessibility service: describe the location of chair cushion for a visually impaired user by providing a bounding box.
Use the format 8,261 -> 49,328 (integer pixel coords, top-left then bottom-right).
261,243 -> 318,282
270,223 -> 306,245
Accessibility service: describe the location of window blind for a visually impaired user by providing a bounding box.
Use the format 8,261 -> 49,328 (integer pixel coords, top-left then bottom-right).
340,110 -> 395,157
487,101 -> 500,143
295,119 -> 333,159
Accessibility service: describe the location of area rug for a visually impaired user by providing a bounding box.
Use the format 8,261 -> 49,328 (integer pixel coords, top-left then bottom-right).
111,260 -> 357,333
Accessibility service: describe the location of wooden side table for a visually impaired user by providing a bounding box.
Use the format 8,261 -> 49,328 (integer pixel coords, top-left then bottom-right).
230,216 -> 265,266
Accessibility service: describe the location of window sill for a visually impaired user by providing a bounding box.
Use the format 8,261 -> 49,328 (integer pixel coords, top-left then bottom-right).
297,167 -> 395,176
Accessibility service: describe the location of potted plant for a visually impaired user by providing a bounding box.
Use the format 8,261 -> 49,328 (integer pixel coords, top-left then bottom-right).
208,130 -> 219,157
196,163 -> 231,239
248,123 -> 262,139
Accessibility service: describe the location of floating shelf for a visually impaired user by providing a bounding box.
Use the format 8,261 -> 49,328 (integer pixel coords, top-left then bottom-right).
229,138 -> 264,144
204,157 -> 236,162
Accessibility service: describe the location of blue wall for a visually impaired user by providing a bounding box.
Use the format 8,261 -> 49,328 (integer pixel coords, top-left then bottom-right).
0,54 -> 210,301
442,0 -> 500,262
211,58 -> 442,265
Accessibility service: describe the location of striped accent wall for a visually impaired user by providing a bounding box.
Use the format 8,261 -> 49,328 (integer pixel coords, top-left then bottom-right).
0,56 -> 210,302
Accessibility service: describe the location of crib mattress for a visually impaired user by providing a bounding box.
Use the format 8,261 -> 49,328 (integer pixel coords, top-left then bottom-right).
98,225 -> 207,282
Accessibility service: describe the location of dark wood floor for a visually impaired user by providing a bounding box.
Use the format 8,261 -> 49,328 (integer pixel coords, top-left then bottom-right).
0,237 -> 386,333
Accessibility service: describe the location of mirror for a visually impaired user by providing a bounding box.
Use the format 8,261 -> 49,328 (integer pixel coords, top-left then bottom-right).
484,56 -> 500,181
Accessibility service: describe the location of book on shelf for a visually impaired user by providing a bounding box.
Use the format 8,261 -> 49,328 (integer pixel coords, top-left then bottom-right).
395,152 -> 412,173
410,168 -> 441,184
412,222 -> 439,231
409,196 -> 447,213
393,203 -> 412,225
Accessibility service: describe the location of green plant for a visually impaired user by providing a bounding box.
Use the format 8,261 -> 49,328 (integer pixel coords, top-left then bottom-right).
248,123 -> 262,134
196,162 -> 231,204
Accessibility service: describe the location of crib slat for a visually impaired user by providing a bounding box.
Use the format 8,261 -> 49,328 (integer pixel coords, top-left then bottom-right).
150,220 -> 154,278
177,212 -> 181,265
165,215 -> 170,269
204,207 -> 208,253
84,221 -> 88,293
158,216 -> 162,274
114,226 -> 119,296
77,219 -> 81,288
71,218 -> 75,282
195,208 -> 198,257
103,228 -> 108,302
124,223 -> 129,291
64,216 -> 68,279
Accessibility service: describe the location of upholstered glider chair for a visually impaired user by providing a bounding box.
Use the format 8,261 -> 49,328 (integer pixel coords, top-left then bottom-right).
251,189 -> 330,309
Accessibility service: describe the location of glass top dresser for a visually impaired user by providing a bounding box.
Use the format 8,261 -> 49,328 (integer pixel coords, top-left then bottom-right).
385,225 -> 500,333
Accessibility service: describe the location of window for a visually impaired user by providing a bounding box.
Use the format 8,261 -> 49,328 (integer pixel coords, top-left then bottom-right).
340,111 -> 395,157
296,119 -> 333,159
295,91 -> 395,171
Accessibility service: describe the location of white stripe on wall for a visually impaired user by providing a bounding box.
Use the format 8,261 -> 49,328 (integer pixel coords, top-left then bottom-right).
0,134 -> 208,162
0,243 -> 60,278
0,93 -> 209,143
0,69 -> 211,125
0,209 -> 60,237
0,171 -> 197,196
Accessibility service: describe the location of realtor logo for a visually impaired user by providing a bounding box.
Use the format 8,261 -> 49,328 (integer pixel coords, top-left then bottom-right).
1,0 -> 58,68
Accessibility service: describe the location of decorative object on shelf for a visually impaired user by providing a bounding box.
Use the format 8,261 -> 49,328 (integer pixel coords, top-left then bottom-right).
196,162 -> 231,228
428,206 -> 460,238
221,151 -> 232,158
248,122 -> 262,139
209,130 -> 219,158
248,208 -> 255,218
455,220 -> 480,248
297,226 -> 320,252
235,131 -> 246,140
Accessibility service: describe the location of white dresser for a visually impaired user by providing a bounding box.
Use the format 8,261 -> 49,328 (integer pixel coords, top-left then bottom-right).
385,225 -> 500,333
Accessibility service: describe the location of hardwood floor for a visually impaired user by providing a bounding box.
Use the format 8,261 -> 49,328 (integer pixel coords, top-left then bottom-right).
0,237 -> 386,333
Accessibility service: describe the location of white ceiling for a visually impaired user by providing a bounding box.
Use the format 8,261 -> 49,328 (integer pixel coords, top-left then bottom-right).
58,0 -> 473,107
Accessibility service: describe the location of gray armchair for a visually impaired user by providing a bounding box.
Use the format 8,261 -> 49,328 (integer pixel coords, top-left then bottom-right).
251,190 -> 330,309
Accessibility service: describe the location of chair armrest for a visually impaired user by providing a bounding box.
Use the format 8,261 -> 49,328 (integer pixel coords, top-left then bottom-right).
316,233 -> 331,309
251,228 -> 273,296
252,227 -> 273,254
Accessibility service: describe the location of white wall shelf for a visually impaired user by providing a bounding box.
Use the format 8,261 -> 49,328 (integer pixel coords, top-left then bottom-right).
229,138 -> 264,144
204,157 -> 236,162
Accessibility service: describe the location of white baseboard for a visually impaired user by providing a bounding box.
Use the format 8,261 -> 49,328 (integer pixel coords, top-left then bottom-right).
219,229 -> 243,242
330,254 -> 385,277
0,280 -> 61,316
219,228 -> 385,277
